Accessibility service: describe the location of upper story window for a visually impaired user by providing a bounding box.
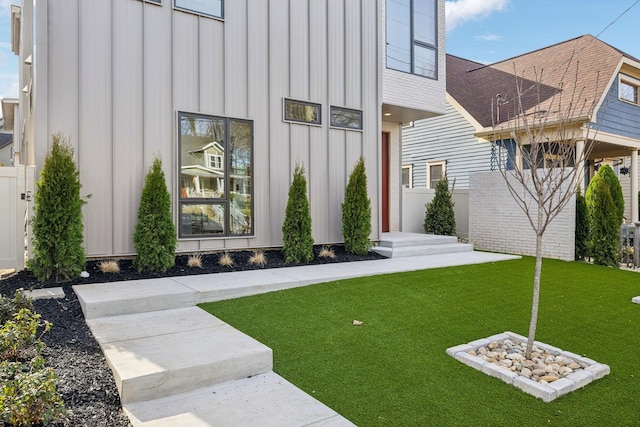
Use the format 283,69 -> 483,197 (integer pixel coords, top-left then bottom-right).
386,0 -> 437,79
619,75 -> 639,105
175,0 -> 223,19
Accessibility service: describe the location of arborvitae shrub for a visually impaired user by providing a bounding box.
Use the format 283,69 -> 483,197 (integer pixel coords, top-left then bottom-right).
133,157 -> 176,272
29,134 -> 86,282
574,188 -> 589,261
282,163 -> 314,263
588,178 -> 618,267
424,176 -> 456,236
342,157 -> 372,255
586,164 -> 624,225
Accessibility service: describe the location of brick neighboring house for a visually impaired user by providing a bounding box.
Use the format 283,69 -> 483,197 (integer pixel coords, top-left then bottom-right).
403,34 -> 640,222
10,0 -> 446,259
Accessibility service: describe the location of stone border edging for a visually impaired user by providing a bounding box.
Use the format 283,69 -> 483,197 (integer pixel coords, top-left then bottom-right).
446,331 -> 610,402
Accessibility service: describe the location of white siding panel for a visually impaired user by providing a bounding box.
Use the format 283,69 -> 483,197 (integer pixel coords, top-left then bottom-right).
199,18 -> 225,115
327,0 -> 346,242
47,0 -> 79,157
79,0 -> 113,256
112,0 -> 144,255
247,0 -> 270,246
309,1 -> 330,242
143,5 -> 173,195
344,0 -> 361,109
173,13 -> 199,113
224,0 -> 248,118
361,0 -> 380,239
268,0 -> 291,244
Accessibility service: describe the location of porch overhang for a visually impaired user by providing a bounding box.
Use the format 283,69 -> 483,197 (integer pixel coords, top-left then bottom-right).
382,102 -> 440,124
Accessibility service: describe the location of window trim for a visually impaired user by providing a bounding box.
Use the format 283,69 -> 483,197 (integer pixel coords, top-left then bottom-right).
283,98 -> 322,126
402,164 -> 413,188
141,0 -> 162,4
177,111 -> 253,239
174,0 -> 224,20
619,74 -> 640,105
385,0 -> 438,80
329,105 -> 363,131
426,160 -> 445,189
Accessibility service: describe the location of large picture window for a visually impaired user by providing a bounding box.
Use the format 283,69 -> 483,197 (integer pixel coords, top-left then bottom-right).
178,112 -> 253,237
386,0 -> 438,79
175,0 -> 223,19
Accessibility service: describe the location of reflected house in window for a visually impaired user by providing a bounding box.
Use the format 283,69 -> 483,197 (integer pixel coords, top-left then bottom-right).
181,141 -> 225,198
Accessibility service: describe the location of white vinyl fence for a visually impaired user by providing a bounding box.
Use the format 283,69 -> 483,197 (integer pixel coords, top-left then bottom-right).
0,166 -> 35,271
401,187 -> 469,239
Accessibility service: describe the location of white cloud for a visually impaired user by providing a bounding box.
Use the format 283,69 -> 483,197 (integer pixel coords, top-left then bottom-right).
446,0 -> 510,31
474,33 -> 502,42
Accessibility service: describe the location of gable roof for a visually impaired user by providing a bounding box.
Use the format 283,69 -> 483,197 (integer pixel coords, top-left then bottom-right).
0,133 -> 12,150
447,35 -> 629,129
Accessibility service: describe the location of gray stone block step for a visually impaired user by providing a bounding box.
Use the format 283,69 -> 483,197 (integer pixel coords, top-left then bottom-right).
123,371 -> 356,427
373,242 -> 473,258
86,307 -> 272,404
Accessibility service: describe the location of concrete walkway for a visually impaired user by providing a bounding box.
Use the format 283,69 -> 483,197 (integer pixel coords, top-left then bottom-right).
73,250 -> 519,426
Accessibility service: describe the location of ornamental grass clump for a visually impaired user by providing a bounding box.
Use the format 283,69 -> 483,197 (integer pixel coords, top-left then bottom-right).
342,157 -> 372,255
133,157 -> 177,272
282,163 -> 314,263
29,134 -> 87,282
248,250 -> 267,267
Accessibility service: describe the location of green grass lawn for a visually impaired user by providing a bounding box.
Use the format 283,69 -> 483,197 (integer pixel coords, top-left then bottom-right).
200,258 -> 640,426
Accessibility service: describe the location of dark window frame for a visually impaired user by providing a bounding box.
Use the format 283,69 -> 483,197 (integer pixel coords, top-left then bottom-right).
329,105 -> 363,131
174,0 -> 224,19
385,0 -> 438,80
177,111 -> 253,239
283,98 -> 322,126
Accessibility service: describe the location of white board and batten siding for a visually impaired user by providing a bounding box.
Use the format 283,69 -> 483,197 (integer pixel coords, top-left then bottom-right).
34,0 -> 382,257
402,100 -> 492,189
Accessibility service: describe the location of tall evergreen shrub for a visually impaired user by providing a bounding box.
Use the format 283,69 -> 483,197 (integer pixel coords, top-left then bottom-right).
282,163 -> 314,263
342,157 -> 372,255
133,157 -> 176,272
29,134 -> 86,282
424,176 -> 456,236
574,187 -> 589,261
588,179 -> 619,267
586,164 -> 624,225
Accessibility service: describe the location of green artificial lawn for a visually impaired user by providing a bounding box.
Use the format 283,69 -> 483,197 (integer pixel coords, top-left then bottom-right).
200,258 -> 640,426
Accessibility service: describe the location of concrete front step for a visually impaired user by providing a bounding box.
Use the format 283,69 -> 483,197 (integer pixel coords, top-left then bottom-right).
123,371 -> 356,427
86,307 -> 272,404
73,279 -> 198,319
373,242 -> 473,258
376,232 -> 458,248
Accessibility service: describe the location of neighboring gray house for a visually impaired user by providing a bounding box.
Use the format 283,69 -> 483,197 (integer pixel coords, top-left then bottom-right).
403,35 -> 640,223
11,0 -> 446,258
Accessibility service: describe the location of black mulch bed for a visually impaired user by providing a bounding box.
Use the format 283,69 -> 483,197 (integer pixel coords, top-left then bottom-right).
0,246 -> 384,426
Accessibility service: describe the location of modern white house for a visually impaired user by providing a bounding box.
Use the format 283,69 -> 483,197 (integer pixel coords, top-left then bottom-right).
9,0 -> 446,259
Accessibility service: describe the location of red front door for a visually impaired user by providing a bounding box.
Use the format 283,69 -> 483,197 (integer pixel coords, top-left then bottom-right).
381,132 -> 390,232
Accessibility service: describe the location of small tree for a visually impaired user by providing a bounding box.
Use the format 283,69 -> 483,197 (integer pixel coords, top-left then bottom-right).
282,163 -> 314,263
29,134 -> 86,282
133,157 -> 176,272
424,175 -> 456,236
492,60 -> 598,357
586,175 -> 619,267
574,187 -> 589,261
342,157 -> 372,255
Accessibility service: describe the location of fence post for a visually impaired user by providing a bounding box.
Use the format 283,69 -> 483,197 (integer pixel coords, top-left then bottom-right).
635,222 -> 640,269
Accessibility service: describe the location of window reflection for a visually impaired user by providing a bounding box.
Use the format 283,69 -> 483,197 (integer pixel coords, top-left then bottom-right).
178,112 -> 253,237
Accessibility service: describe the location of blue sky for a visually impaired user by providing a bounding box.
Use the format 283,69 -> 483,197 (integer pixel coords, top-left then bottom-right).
1,0 -> 639,117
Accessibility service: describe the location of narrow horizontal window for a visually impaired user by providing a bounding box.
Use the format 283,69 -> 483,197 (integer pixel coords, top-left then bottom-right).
283,98 -> 322,126
330,106 -> 363,130
175,0 -> 223,19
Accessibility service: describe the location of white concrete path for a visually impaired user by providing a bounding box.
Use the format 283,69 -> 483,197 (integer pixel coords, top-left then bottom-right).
73,250 -> 519,426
